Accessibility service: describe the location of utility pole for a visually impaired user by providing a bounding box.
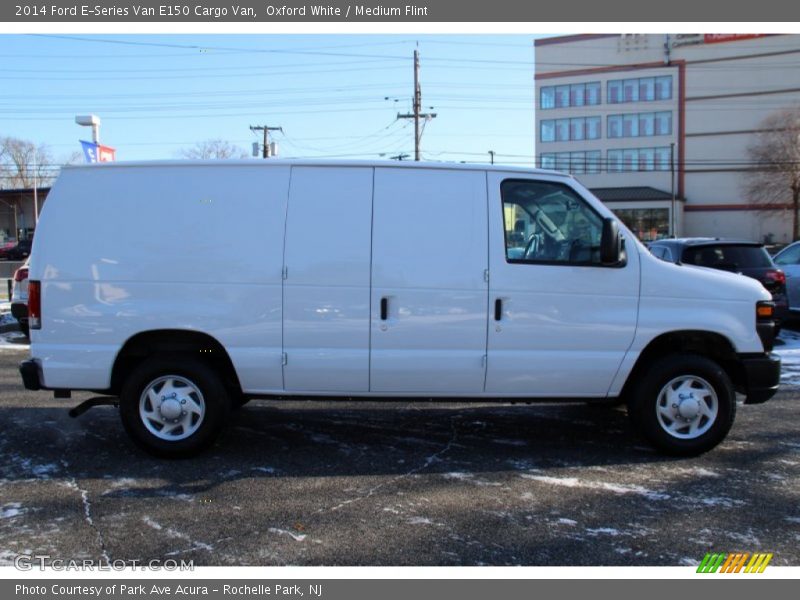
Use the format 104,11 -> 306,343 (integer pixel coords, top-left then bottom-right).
250,125 -> 283,158
32,148 -> 38,227
397,49 -> 436,161
670,142 -> 676,237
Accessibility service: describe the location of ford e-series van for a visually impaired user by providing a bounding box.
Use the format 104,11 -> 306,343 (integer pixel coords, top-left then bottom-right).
19,160 -> 780,458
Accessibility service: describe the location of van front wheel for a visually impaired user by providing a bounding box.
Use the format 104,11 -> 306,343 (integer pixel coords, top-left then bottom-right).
628,354 -> 736,456
119,356 -> 230,458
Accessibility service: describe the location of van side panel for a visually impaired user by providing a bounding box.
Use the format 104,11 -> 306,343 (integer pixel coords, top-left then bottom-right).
369,168 -> 489,393
282,166 -> 373,392
30,165 -> 290,392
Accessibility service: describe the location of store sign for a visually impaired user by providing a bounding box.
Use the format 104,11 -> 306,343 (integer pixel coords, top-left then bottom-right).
671,34 -> 704,47
671,33 -> 767,48
80,140 -> 116,163
703,34 -> 766,44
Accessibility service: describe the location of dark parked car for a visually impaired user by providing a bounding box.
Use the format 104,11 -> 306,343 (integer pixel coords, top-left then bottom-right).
8,238 -> 32,260
772,241 -> 800,314
0,238 -> 32,261
648,238 -> 789,325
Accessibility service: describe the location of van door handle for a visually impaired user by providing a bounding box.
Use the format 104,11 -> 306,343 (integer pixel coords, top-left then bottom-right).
380,297 -> 388,321
494,298 -> 503,321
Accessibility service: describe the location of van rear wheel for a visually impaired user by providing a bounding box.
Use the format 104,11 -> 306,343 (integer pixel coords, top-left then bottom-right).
628,354 -> 736,456
119,356 -> 230,458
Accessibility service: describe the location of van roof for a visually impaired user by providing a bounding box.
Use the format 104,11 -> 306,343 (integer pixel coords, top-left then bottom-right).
61,158 -> 571,178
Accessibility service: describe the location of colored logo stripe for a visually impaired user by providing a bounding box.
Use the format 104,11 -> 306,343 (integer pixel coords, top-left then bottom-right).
745,553 -> 773,573
697,553 -> 726,573
697,552 -> 772,573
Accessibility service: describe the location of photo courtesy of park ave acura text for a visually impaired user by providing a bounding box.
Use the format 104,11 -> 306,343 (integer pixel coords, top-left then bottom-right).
0,30 -> 798,569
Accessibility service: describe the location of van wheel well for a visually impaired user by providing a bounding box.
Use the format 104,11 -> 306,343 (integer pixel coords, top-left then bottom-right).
110,330 -> 242,398
621,331 -> 742,399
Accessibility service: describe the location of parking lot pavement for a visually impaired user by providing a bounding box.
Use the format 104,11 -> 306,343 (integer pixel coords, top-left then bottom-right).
0,347 -> 798,567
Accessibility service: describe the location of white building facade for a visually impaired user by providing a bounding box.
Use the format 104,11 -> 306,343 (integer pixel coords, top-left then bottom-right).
535,33 -> 800,243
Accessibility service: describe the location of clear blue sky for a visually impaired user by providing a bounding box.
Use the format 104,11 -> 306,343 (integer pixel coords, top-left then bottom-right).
1,34 -> 549,169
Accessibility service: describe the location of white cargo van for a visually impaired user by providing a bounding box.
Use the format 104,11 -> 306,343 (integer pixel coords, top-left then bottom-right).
20,160 -> 780,458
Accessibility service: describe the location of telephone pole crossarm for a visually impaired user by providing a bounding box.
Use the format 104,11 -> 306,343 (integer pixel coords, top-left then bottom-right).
250,125 -> 283,158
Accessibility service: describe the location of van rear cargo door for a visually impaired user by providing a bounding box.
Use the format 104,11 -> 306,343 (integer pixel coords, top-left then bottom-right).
282,167 -> 373,392
370,168 -> 489,393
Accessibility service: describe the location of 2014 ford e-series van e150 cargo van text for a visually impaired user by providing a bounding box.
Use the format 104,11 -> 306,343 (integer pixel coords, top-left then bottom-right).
19,160 -> 781,458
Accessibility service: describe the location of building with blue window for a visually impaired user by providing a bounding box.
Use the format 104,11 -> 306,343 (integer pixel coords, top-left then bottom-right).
535,34 -> 799,243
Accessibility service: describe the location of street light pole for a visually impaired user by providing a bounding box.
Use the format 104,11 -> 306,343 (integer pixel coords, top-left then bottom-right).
75,115 -> 101,144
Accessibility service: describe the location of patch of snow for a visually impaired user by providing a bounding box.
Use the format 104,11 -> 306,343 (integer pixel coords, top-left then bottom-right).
143,516 -> 163,530
696,496 -> 745,508
557,518 -> 578,526
0,313 -> 17,326
1,503 -> 23,519
784,517 -> 800,524
0,332 -> 29,350
521,474 -> 670,501
250,466 -> 276,474
586,527 -> 621,536
683,467 -> 721,478
143,517 -> 214,552
268,527 -> 307,542
491,439 -> 528,447
407,516 -> 433,525
31,463 -> 58,478
443,472 -> 473,480
775,331 -> 800,387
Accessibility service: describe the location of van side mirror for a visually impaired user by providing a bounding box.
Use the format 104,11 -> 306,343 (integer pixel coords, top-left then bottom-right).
600,218 -> 624,266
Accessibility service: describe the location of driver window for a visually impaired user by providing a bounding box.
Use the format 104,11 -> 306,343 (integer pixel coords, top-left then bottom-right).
502,179 -> 603,265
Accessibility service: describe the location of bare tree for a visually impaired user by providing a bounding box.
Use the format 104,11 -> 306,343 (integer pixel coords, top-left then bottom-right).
745,108 -> 800,240
177,139 -> 248,160
0,136 -> 55,189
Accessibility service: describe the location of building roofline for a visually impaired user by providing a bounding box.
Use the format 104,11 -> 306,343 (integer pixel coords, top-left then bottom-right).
536,59 -> 682,81
0,187 -> 51,196
534,34 -> 618,48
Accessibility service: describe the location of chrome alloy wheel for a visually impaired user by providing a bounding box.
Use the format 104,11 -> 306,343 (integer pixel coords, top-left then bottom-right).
139,375 -> 206,441
655,375 -> 719,440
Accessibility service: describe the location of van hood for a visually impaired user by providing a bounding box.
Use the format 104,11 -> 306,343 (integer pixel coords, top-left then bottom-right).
640,249 -> 771,304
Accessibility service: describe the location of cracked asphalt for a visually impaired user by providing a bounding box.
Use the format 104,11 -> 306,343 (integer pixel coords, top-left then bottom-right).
0,347 -> 798,566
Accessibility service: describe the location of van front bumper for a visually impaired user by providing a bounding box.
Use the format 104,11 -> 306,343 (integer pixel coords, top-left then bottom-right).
740,352 -> 781,405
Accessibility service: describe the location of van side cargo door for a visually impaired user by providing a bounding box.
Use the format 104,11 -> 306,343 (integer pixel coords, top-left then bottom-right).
282,166 -> 373,392
369,167 -> 489,393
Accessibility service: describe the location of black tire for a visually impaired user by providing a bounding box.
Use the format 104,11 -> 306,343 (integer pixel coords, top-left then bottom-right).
627,354 -> 736,456
231,395 -> 251,410
119,355 -> 230,458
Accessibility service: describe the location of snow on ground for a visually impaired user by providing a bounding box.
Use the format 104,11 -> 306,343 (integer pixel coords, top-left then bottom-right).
775,329 -> 800,388
0,330 -> 27,350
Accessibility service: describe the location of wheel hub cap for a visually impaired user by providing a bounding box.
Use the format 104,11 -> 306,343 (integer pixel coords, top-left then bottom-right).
139,375 -> 206,441
159,397 -> 182,420
655,374 -> 719,440
676,393 -> 701,420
